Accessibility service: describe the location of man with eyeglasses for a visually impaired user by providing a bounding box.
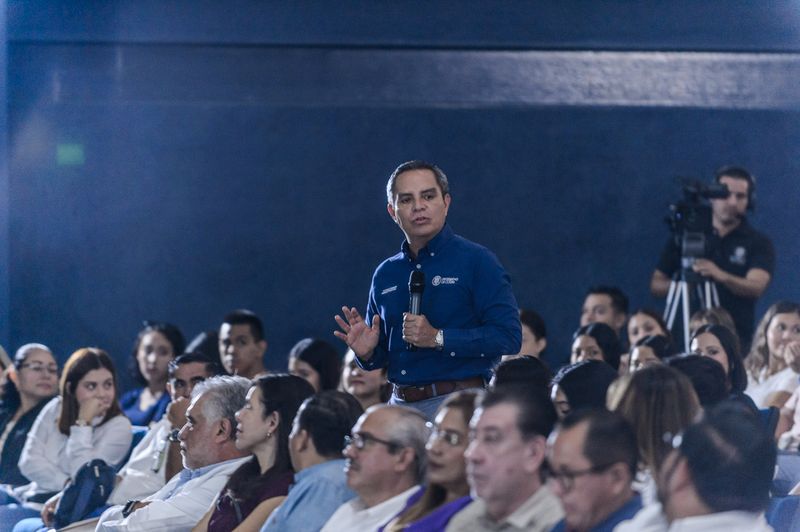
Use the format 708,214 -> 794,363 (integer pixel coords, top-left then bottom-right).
446,386 -> 563,532
322,404 -> 429,532
548,408 -> 641,532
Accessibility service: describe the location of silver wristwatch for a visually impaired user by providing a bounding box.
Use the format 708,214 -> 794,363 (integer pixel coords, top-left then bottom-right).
434,329 -> 444,350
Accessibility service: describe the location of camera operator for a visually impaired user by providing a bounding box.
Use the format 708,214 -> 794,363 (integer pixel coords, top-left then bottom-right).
650,166 -> 775,349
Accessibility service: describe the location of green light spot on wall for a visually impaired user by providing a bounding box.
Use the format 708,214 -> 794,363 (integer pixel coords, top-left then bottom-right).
56,143 -> 85,166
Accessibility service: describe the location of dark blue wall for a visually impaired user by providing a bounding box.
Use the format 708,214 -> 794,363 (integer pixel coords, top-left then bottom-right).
6,1 -> 800,384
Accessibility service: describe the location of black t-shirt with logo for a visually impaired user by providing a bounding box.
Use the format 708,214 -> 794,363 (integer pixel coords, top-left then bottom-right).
656,219 -> 775,349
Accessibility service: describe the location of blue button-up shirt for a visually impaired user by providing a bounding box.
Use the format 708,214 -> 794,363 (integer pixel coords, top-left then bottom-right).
360,224 -> 521,385
260,459 -> 355,532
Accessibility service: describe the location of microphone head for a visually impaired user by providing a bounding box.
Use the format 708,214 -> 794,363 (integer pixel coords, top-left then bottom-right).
409,270 -> 425,295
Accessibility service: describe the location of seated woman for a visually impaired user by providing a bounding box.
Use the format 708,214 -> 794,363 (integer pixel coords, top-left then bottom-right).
550,360 -> 618,419
0,345 -> 58,491
340,348 -> 390,411
628,335 -> 675,373
688,306 -> 737,339
489,355 -> 550,393
611,365 -> 700,504
626,308 -> 670,347
287,338 -> 341,392
745,301 -> 800,408
0,348 -> 131,530
193,374 -> 316,532
120,321 -> 186,426
570,323 -> 622,371
690,324 -> 753,410
381,391 -> 478,532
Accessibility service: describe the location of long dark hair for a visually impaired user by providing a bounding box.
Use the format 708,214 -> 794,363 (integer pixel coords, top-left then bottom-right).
692,324 -> 747,393
225,374 -> 315,501
289,338 -> 341,391
573,322 -> 622,370
58,347 -> 123,435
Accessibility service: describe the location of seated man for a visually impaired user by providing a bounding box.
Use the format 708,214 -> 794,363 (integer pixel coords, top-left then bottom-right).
321,405 -> 429,532
446,387 -> 563,532
261,390 -> 363,531
548,408 -> 641,532
93,375 -> 251,531
218,309 -> 268,379
580,286 -> 629,339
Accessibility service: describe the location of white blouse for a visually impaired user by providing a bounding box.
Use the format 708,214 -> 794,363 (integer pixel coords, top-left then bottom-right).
18,396 -> 132,497
745,367 -> 800,408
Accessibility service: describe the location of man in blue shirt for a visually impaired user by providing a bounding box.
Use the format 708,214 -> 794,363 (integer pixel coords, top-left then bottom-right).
335,160 -> 521,418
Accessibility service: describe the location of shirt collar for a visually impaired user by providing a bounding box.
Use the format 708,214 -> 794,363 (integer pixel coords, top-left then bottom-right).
401,224 -> 453,259
505,484 -> 559,529
295,458 -> 345,482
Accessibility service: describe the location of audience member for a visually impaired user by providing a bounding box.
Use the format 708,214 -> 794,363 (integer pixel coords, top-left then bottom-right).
261,390 -> 363,532
121,321 -> 186,426
0,344 -> 57,489
185,330 -> 221,364
570,323 -> 622,371
321,405 -> 429,532
580,286 -> 629,338
688,307 -> 737,339
6,348 -> 132,529
628,335 -> 675,373
340,348 -> 390,411
383,391 -> 477,531
745,301 -> 800,408
94,376 -> 251,530
654,403 -> 775,531
503,309 -> 547,361
612,365 -> 700,504
667,355 -> 729,408
194,374 -> 315,531
219,309 -> 268,379
626,309 -> 669,348
446,387 -> 562,532
288,338 -> 341,391
551,360 -> 618,419
548,409 -> 641,532
690,324 -> 752,409
489,355 -> 550,393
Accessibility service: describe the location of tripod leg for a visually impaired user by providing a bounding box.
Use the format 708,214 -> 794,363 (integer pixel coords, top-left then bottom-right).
681,281 -> 692,352
665,280 -> 681,330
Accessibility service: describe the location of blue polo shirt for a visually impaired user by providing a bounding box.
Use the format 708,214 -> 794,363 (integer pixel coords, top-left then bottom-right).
359,224 -> 521,385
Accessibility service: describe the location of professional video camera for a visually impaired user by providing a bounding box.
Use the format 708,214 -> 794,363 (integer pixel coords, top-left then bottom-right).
665,178 -> 729,265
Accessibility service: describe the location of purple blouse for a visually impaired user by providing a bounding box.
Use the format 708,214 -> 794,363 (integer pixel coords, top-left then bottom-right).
379,486 -> 472,532
207,467 -> 293,532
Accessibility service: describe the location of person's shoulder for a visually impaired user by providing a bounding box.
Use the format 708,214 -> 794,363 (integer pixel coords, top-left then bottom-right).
119,387 -> 142,407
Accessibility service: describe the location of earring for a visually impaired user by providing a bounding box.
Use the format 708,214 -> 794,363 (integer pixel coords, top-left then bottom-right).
266,431 -> 272,439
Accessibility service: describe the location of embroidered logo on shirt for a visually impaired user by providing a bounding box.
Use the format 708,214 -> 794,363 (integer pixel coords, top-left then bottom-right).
432,275 -> 459,286
381,285 -> 398,295
729,246 -> 747,266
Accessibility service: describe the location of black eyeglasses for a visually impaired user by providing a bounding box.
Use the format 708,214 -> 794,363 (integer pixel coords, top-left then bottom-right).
549,462 -> 616,492
344,432 -> 400,452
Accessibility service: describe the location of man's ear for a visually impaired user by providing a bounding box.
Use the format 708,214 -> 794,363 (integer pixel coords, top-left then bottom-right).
536,337 -> 548,354
295,428 -> 311,454
523,435 -> 547,474
387,202 -> 398,224
217,417 -> 235,442
165,381 -> 174,398
614,313 -> 628,333
393,447 -> 417,474
258,339 -> 268,355
606,462 -> 632,495
443,193 -> 451,215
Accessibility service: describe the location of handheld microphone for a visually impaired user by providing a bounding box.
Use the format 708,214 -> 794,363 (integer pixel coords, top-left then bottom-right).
407,270 -> 425,350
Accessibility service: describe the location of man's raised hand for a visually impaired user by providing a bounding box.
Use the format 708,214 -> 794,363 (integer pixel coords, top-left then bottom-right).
334,306 -> 380,360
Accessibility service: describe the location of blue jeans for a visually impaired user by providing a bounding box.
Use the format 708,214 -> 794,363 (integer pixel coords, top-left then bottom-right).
0,506 -> 39,532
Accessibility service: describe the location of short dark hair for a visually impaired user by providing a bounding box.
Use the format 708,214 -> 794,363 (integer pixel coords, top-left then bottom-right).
184,330 -> 220,363
222,309 -> 265,342
491,355 -> 551,393
295,390 -> 364,458
130,321 -> 186,386
714,165 -> 753,191
586,285 -> 629,316
520,309 -> 547,340
288,338 -> 342,391
552,360 -> 618,412
573,322 -> 623,370
168,351 -> 223,379
667,354 -> 728,407
691,324 -> 747,393
480,386 -> 557,440
679,402 -> 775,513
560,408 -> 638,478
634,334 -> 676,361
386,160 -> 450,203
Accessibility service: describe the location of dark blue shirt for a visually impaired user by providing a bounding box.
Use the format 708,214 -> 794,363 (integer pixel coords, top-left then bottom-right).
360,225 -> 521,385
120,387 -> 170,426
551,493 -> 642,532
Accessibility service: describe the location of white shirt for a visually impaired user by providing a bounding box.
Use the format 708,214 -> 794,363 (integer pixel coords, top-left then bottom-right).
746,367 -> 799,408
18,396 -> 132,497
96,455 -> 249,532
614,504 -> 773,532
109,417 -> 171,505
321,485 -> 418,532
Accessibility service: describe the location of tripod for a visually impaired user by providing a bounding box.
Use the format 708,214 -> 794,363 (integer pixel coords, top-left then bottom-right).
663,259 -> 720,352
